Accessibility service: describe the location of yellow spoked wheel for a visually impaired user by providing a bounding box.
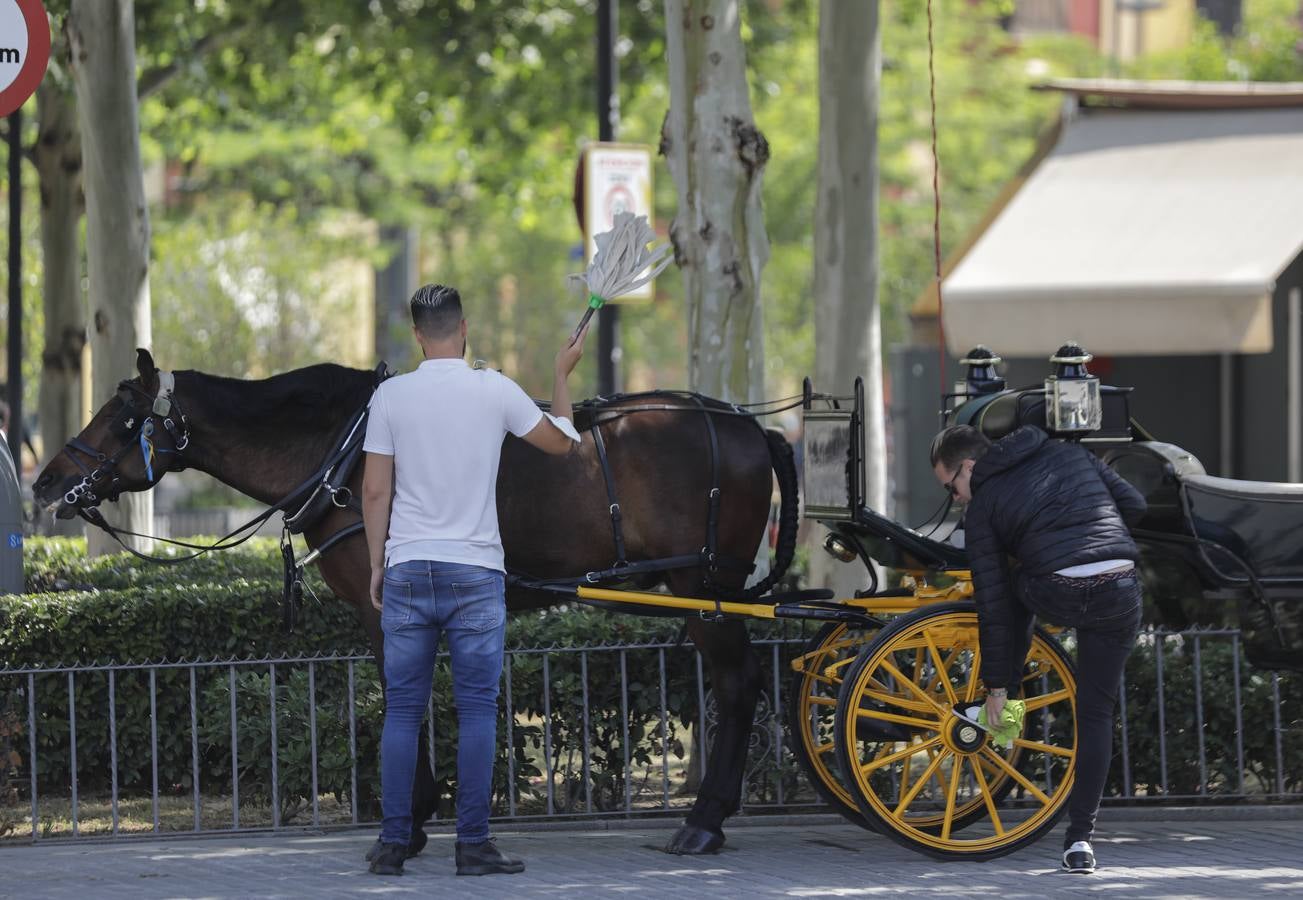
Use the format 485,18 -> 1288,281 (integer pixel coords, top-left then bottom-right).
786,622 -> 879,827
833,601 -> 1077,860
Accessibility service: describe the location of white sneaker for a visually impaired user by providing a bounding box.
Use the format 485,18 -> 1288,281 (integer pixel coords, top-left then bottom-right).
1061,840 -> 1096,873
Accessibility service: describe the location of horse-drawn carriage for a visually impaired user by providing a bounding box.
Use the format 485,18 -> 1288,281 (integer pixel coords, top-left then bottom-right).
568,343 -> 1303,860
34,343 -> 1303,861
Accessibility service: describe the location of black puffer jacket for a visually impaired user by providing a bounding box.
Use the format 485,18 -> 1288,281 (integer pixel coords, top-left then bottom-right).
966,426 -> 1146,688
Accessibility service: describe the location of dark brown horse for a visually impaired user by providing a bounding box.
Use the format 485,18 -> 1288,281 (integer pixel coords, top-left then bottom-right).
33,349 -> 798,854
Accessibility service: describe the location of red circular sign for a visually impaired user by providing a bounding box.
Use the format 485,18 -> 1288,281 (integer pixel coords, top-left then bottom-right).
0,0 -> 50,117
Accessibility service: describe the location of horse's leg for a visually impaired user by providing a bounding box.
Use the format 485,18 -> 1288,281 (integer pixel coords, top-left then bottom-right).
665,611 -> 762,854
640,422 -> 771,854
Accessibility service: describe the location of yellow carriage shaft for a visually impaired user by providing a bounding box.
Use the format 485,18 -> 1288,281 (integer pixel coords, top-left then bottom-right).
576,585 -> 784,618
575,570 -> 973,620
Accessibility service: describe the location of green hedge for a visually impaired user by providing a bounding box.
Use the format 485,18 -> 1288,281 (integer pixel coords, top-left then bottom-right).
23,536 -> 291,595
1113,635 -> 1303,797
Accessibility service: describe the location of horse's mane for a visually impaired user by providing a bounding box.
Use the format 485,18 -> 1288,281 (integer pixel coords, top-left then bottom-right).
180,364 -> 377,434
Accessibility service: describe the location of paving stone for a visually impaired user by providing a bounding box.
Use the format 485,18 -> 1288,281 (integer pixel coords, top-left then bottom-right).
1,817 -> 1301,899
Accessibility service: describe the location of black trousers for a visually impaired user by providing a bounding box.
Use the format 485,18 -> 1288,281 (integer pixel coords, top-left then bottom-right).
1007,569 -> 1143,846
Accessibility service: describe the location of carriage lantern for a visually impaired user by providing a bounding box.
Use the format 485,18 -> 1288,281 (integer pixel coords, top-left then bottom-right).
953,346 -> 1006,407
1045,342 -> 1102,432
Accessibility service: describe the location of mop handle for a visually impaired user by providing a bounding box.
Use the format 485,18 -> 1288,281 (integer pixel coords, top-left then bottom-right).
570,294 -> 604,344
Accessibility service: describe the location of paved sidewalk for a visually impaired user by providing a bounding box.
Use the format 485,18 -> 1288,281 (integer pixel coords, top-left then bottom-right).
3,815 -> 1302,899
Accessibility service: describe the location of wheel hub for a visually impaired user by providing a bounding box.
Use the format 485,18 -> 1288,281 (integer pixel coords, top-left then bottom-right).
944,709 -> 988,755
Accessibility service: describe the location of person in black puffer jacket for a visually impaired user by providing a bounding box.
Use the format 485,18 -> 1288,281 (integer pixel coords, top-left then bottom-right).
931,424 -> 1146,874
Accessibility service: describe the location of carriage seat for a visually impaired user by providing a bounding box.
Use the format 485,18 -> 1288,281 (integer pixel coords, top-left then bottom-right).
829,505 -> 970,571
960,390 -> 1040,441
1182,474 -> 1303,584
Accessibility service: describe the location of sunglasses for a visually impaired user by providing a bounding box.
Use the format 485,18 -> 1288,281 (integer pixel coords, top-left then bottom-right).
942,466 -> 964,499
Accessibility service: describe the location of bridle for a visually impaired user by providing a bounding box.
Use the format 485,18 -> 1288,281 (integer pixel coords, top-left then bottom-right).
60,371 -> 190,509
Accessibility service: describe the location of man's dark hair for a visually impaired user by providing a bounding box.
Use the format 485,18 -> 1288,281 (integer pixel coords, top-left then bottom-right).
930,425 -> 992,471
410,283 -> 463,339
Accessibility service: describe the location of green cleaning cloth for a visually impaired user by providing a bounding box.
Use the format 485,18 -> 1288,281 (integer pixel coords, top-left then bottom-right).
978,699 -> 1026,749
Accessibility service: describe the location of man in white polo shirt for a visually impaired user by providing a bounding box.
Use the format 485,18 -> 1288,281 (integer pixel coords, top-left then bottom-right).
362,284 -> 585,877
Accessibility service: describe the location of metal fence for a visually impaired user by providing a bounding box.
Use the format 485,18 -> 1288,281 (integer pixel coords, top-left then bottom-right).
0,627 -> 1298,842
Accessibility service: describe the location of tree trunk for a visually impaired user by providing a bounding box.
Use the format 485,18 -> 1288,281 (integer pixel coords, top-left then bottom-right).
809,1 -> 887,594
68,0 -> 153,554
375,224 -> 418,368
661,0 -> 770,406
34,75 -> 86,537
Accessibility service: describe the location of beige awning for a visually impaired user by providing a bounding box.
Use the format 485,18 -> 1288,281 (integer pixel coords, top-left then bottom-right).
942,105 -> 1303,356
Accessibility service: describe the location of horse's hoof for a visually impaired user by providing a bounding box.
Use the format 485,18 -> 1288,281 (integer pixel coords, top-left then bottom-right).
665,823 -> 725,855
407,828 -> 428,859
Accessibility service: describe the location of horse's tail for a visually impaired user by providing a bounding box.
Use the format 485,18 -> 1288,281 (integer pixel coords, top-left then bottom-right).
738,427 -> 800,600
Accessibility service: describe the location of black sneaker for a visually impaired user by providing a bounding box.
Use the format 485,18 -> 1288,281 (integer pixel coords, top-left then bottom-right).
366,830 -> 427,862
1061,840 -> 1096,874
367,840 -> 407,876
456,838 -> 526,876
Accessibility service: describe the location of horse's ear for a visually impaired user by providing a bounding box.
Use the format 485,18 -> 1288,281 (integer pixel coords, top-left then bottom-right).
136,348 -> 158,386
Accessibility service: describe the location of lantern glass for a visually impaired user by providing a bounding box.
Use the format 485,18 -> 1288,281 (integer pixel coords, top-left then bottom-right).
953,380 -> 968,408
1045,376 -> 1102,432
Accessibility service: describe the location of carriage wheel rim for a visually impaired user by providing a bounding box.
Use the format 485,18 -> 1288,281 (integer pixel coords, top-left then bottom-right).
795,625 -> 1030,828
794,623 -> 868,812
840,609 -> 1077,852
838,640 -> 1030,829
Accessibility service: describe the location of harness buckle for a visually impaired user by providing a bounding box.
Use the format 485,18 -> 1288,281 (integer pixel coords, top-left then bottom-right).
708,487 -> 721,500
609,502 -> 621,517
330,486 -> 353,508
586,571 -> 601,584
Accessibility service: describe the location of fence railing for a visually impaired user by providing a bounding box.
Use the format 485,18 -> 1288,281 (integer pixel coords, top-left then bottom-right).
0,627 -> 1298,842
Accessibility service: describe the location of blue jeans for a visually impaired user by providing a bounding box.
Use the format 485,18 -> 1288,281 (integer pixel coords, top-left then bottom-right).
379,560 -> 506,846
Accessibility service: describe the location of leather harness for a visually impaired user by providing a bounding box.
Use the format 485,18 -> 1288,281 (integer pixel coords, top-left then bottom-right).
67,371 -> 761,630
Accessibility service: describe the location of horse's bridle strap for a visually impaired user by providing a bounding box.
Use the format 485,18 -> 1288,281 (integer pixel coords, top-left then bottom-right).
61,371 -> 190,506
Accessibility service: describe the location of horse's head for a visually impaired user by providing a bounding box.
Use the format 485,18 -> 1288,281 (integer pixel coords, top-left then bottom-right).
33,348 -> 190,519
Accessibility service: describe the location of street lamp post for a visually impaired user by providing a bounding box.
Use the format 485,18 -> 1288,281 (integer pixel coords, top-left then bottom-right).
7,109 -> 22,472
596,0 -> 621,396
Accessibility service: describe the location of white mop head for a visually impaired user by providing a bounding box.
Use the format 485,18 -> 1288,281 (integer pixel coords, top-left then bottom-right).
569,211 -> 674,304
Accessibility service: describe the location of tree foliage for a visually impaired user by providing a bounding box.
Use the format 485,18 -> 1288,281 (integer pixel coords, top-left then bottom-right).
13,0 -> 1303,427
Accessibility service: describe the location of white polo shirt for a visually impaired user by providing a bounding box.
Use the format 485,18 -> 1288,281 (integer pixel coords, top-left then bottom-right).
362,358 -> 552,572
